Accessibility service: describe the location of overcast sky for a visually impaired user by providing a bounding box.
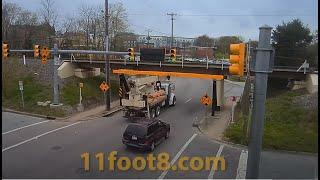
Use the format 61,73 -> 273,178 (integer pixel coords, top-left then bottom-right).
5,0 -> 318,41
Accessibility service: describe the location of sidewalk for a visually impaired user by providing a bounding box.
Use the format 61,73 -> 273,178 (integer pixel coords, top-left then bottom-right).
198,98 -> 233,141
3,100 -> 122,122
66,100 -> 121,122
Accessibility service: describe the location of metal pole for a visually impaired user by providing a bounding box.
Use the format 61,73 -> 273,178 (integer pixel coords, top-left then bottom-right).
211,80 -> 217,116
52,43 -> 61,105
246,25 -> 273,179
167,13 -> 176,48
105,0 -> 111,111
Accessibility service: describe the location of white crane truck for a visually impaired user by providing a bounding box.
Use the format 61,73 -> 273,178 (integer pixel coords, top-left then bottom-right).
119,74 -> 176,119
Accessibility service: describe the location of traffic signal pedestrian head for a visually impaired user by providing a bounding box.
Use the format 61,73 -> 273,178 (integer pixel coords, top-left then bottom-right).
170,49 -> 176,61
2,42 -> 9,58
229,43 -> 245,76
34,45 -> 41,58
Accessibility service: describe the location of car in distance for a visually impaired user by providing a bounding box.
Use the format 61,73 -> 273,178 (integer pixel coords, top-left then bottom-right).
122,118 -> 170,151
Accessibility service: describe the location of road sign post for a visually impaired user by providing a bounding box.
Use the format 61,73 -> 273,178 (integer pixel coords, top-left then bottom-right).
246,25 -> 273,179
79,83 -> 83,104
212,80 -> 217,116
18,81 -> 24,109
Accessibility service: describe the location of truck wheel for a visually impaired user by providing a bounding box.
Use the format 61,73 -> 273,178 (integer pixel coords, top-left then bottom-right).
150,109 -> 156,119
155,105 -> 161,117
171,96 -> 176,106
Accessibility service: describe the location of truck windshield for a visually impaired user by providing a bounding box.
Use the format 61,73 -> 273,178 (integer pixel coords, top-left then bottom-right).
125,124 -> 147,137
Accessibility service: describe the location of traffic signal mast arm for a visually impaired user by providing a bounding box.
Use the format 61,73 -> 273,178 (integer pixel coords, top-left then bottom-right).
10,49 -> 141,56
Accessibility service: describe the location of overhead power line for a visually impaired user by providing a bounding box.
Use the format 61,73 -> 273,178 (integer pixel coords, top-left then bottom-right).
127,13 -> 315,17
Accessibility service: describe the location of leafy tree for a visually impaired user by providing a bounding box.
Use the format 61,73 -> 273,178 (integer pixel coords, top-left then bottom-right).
271,19 -> 313,66
194,35 -> 214,47
215,36 -> 242,56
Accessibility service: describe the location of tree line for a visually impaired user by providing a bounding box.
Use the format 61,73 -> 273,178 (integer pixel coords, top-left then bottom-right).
2,0 -> 131,51
194,19 -> 317,67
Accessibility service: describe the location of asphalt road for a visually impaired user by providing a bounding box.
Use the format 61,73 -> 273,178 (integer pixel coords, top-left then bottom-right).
2,78 -> 318,179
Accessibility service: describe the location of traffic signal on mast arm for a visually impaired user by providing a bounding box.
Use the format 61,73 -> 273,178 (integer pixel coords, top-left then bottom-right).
40,47 -> 50,64
34,45 -> 41,58
2,42 -> 9,58
229,43 -> 245,76
128,48 -> 135,61
170,48 -> 176,61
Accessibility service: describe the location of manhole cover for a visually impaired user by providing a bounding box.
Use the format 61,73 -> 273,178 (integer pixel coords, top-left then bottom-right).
51,145 -> 62,150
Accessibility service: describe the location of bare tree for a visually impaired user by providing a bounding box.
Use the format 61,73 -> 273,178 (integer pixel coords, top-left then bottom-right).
39,0 -> 58,28
2,1 -> 22,39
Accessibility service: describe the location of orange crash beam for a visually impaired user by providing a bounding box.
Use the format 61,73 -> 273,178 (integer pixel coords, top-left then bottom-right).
113,69 -> 224,80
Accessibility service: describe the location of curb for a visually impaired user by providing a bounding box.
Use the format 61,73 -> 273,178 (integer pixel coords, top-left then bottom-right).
2,108 -> 66,120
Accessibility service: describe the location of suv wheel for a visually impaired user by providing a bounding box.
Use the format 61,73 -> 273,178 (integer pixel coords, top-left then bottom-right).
150,109 -> 156,119
155,105 -> 161,117
150,142 -> 155,151
165,131 -> 169,139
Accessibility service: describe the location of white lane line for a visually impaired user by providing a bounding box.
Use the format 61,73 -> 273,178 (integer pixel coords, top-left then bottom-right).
2,121 -> 81,152
158,133 -> 198,179
208,144 -> 224,179
2,120 -> 50,135
184,98 -> 192,103
236,150 -> 248,179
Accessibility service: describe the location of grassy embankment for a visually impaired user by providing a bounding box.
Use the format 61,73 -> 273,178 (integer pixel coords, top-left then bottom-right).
2,57 -> 119,117
224,79 -> 318,153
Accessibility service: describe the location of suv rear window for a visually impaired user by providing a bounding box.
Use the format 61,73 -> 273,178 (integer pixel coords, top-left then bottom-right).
125,124 -> 147,137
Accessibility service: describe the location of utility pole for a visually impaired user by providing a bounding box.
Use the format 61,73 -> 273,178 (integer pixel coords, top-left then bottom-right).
105,0 -> 111,111
167,13 -> 177,48
246,25 -> 273,179
146,29 -> 152,48
50,43 -> 62,107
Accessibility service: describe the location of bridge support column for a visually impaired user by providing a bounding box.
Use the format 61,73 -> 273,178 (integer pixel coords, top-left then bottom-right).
211,80 -> 217,116
216,79 -> 224,111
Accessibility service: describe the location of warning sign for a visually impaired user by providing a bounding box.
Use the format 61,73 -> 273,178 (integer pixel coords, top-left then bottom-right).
200,94 -> 212,106
100,82 -> 109,92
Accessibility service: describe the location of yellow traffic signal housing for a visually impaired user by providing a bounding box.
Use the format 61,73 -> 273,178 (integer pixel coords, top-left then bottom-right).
40,47 -> 50,64
128,48 -> 135,61
170,49 -> 176,61
34,45 -> 41,58
229,43 -> 245,76
2,42 -> 9,58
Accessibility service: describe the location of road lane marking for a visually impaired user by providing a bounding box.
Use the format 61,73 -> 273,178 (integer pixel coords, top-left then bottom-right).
208,144 -> 224,179
236,150 -> 248,179
158,133 -> 198,179
2,121 -> 81,152
2,120 -> 50,135
185,98 -> 192,103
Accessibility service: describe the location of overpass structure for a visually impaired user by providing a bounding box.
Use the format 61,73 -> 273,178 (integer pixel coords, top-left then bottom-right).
59,58 -> 317,80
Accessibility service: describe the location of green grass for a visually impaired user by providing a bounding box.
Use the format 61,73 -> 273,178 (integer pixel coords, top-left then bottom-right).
2,75 -> 65,117
61,76 -> 119,106
2,58 -> 119,117
224,90 -> 318,153
228,75 -> 246,82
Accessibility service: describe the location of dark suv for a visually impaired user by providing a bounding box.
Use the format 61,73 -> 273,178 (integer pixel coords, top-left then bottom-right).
122,119 -> 170,151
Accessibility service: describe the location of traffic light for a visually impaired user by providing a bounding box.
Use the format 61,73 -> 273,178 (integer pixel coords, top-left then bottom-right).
170,49 -> 176,61
34,45 -> 41,58
229,43 -> 245,76
2,42 -> 9,58
40,47 -> 50,64
128,48 -> 134,61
